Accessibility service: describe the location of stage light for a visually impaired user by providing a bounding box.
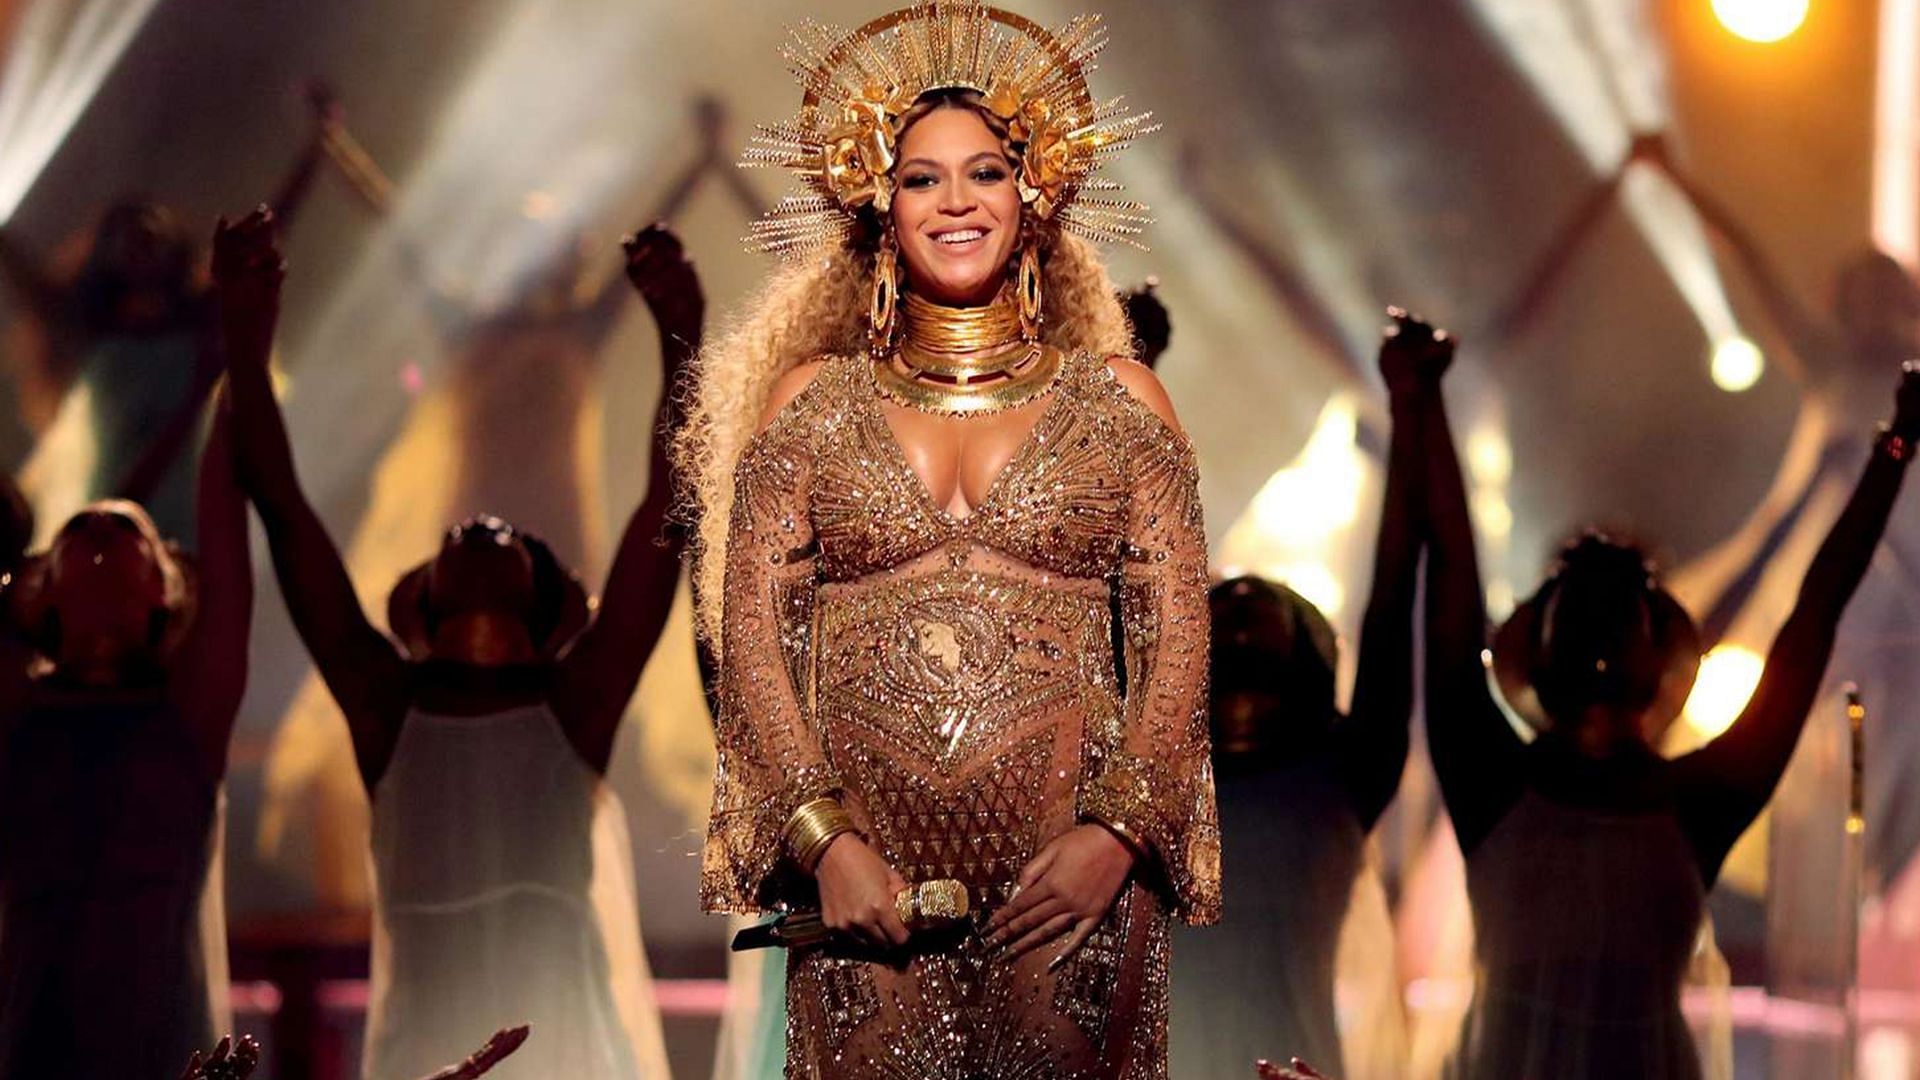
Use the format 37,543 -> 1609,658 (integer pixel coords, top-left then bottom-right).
0,0 -> 163,223
1710,336 -> 1765,392
1241,396 -> 1364,547
1467,2 -> 1763,398
1713,0 -> 1810,44
1684,644 -> 1765,739
1874,0 -> 1919,267
1222,396 -> 1372,620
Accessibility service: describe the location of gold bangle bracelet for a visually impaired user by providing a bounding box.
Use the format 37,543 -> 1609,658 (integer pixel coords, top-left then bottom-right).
784,797 -> 857,872
1085,815 -> 1151,862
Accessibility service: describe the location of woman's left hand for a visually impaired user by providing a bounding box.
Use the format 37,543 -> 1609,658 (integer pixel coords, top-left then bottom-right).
419,1024 -> 530,1080
984,823 -> 1137,965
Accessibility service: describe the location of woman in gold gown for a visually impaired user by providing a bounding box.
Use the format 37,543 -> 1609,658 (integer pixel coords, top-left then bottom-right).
683,4 -> 1219,1077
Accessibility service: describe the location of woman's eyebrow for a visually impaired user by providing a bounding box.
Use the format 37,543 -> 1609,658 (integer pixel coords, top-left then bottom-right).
897,151 -> 1008,171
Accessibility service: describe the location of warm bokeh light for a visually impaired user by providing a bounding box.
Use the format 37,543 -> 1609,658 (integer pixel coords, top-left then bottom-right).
521,189 -> 559,219
1466,428 -> 1514,487
1472,491 -> 1514,541
1239,397 -> 1364,547
1712,0 -> 1810,44
1710,336 -> 1765,392
1263,560 -> 1346,618
1683,644 -> 1766,739
1485,580 -> 1516,620
1220,395 -> 1373,620
1875,0 -> 1919,267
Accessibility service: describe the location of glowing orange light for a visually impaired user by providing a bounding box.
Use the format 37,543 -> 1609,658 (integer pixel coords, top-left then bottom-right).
1712,0 -> 1810,44
1683,645 -> 1765,739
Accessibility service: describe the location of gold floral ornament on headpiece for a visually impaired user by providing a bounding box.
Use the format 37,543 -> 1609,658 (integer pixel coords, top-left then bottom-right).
742,1 -> 1159,258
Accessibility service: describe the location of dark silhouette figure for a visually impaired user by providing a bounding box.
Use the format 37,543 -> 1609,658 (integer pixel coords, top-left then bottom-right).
0,468 -> 29,583
1627,133 -> 1920,875
0,283 -> 250,1077
1418,303 -> 1920,1075
1119,277 -> 1172,369
1173,310 -> 1426,1076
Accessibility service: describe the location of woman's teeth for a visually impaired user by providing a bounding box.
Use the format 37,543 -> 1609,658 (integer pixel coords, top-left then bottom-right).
936,229 -> 985,245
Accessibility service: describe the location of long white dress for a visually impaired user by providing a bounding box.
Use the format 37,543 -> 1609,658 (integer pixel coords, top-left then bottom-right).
1449,791 -> 1709,1079
364,703 -> 668,1079
1172,762 -> 1405,1080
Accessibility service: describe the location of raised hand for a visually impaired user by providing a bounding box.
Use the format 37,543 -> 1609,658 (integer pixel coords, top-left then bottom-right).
179,1035 -> 261,1080
419,1024 -> 531,1080
983,823 -> 1135,966
622,224 -> 705,345
814,834 -> 912,950
304,79 -> 344,131
211,208 -> 286,369
1378,305 -> 1454,397
1893,360 -> 1920,439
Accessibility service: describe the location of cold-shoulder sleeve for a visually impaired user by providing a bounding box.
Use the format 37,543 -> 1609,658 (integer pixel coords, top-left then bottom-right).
1083,384 -> 1222,925
699,380 -> 842,913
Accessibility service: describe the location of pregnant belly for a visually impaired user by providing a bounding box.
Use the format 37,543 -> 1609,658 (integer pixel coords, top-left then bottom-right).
814,569 -> 1117,904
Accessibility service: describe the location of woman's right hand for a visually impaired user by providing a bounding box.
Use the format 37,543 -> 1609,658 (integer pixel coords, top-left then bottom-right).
211,208 -> 285,368
1378,306 -> 1455,396
814,833 -> 911,949
623,224 -> 705,336
1893,360 -> 1920,440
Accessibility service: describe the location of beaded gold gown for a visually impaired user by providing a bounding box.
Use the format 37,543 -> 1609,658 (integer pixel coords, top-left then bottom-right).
701,351 -> 1219,1079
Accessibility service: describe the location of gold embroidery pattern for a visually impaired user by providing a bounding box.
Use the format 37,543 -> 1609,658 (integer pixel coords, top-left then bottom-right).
818,570 -> 1111,770
842,734 -> 1053,910
787,953 -> 883,1064
1053,884 -> 1134,1045
707,351 -> 1216,1076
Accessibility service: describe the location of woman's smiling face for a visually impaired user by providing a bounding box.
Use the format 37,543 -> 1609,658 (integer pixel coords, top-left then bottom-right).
890,104 -> 1023,308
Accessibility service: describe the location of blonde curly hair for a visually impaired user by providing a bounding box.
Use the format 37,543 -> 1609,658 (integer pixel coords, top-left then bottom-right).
679,94 -> 1136,649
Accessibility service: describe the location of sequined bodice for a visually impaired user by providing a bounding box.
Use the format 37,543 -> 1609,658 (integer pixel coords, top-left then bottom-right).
812,360 -> 1129,580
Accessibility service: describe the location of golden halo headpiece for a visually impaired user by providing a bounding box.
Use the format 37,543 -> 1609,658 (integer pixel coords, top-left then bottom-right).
743,1 -> 1158,258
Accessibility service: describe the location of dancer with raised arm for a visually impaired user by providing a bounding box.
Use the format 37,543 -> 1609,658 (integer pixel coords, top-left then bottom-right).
1417,309 -> 1920,1075
1174,311 -> 1426,1078
218,209 -> 695,1079
0,87 -> 338,544
0,288 -> 250,1077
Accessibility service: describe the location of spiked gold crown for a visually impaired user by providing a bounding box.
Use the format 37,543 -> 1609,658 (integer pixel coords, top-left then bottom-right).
743,1 -> 1157,258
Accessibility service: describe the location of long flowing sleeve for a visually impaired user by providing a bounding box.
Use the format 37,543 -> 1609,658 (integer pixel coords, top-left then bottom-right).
1084,397 -> 1221,924
700,404 -> 843,913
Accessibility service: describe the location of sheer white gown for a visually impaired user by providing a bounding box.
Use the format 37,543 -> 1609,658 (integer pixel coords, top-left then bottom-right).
364,703 -> 669,1079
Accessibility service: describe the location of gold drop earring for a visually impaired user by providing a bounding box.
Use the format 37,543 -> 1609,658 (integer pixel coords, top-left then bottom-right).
870,229 -> 901,356
1016,240 -> 1043,343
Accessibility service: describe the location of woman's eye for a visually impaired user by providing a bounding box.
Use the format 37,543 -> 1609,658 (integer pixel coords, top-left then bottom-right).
900,174 -> 937,190
973,167 -> 1007,182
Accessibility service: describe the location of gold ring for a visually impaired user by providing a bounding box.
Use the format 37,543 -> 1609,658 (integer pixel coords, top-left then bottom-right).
894,886 -> 918,926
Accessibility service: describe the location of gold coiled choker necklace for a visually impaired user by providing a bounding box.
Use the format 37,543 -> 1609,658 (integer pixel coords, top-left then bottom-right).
875,289 -> 1062,415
